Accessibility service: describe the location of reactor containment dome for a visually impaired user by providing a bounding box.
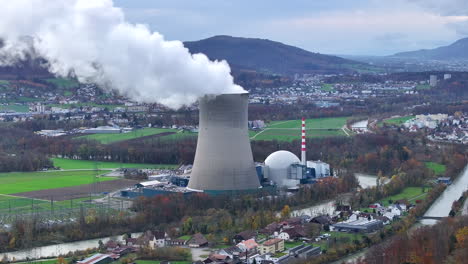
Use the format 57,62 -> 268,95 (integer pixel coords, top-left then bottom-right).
264,150 -> 301,187
188,93 -> 261,192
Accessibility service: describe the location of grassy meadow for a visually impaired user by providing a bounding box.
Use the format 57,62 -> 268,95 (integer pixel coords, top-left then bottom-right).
0,170 -> 115,195
75,128 -> 178,144
52,158 -> 178,170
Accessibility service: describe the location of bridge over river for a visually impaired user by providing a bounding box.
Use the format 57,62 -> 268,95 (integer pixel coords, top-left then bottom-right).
420,164 -> 468,225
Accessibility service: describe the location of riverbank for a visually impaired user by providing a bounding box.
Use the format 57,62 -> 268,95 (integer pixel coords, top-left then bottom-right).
332,164 -> 468,264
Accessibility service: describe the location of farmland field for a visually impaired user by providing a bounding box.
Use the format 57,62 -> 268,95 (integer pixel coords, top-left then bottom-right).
321,83 -> 334,92
268,117 -> 348,129
48,103 -> 124,110
378,187 -> 430,206
52,158 -> 178,170
75,128 -> 178,144
250,117 -> 349,141
0,170 -> 115,195
384,116 -> 414,125
252,129 -> 346,142
45,78 -> 79,89
425,162 -> 446,175
0,104 -> 29,112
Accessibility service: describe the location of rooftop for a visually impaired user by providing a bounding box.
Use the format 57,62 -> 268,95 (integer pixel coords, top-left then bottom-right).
263,238 -> 283,246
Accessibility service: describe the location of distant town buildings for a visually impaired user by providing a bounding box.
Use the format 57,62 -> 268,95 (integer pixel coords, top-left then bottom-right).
430,75 -> 438,87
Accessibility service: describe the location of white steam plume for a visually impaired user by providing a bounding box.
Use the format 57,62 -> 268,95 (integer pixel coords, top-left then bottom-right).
0,0 -> 244,108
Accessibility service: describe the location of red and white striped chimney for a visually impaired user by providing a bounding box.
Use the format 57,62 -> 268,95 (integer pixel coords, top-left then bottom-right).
301,117 -> 306,165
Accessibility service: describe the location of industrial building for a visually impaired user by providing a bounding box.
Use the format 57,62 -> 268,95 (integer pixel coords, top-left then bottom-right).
429,75 -> 438,87
331,219 -> 383,233
83,125 -> 121,134
188,93 -> 261,192
259,118 -> 332,188
120,101 -> 331,198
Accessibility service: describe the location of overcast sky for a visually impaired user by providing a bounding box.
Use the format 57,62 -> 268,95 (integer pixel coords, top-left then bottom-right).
113,0 -> 468,56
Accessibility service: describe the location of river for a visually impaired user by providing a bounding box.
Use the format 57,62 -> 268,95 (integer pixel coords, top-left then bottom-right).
351,120 -> 369,133
290,174 -> 379,218
420,165 -> 468,225
2,233 -> 142,261
333,164 -> 468,263
7,167 -> 460,262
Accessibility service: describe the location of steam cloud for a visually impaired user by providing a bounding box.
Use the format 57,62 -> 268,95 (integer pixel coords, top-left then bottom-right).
0,0 -> 244,108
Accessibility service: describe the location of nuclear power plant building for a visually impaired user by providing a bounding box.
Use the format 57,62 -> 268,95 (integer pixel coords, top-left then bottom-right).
187,93 -> 261,192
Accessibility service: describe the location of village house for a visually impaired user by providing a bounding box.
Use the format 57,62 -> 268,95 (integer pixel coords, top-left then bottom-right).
237,238 -> 259,255
188,233 -> 209,248
259,238 -> 285,255
233,230 -> 256,244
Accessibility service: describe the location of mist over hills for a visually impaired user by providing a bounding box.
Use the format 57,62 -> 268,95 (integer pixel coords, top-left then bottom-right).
184,35 -> 371,75
393,37 -> 468,60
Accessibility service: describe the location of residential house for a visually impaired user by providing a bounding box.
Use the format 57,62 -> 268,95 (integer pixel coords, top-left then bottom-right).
277,227 -> 307,241
259,238 -> 284,255
237,239 -> 259,255
233,230 -> 256,244
311,215 -> 333,227
219,246 -> 243,258
149,231 -> 168,248
260,222 -> 281,235
188,233 -> 209,248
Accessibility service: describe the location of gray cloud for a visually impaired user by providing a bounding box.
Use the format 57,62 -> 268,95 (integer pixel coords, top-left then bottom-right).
408,0 -> 468,16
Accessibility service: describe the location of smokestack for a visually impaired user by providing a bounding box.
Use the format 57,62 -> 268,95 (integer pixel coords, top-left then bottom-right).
188,93 -> 261,192
301,117 -> 306,166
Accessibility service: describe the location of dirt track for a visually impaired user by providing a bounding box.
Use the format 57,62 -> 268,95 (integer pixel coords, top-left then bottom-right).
12,179 -> 139,201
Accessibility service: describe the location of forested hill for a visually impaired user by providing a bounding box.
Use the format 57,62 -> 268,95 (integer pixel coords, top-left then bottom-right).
184,35 -> 373,75
393,37 -> 468,60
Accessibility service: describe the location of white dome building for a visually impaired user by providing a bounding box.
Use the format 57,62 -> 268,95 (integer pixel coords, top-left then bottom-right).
264,150 -> 302,188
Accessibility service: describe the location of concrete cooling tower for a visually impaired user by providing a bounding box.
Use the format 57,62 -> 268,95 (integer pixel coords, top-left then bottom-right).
188,93 -> 261,192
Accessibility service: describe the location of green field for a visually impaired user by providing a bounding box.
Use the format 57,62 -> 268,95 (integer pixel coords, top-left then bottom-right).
268,117 -> 348,129
0,170 -> 115,194
383,116 -> 414,125
416,84 -> 431,90
49,102 -> 125,110
135,261 -> 191,264
252,129 -> 346,142
378,187 -> 430,207
0,194 -> 46,210
52,158 -> 178,170
151,131 -> 197,142
321,83 -> 334,92
76,128 -> 178,144
0,104 -> 29,112
46,78 -> 79,89
0,194 -> 100,214
425,162 -> 446,175
250,117 -> 348,141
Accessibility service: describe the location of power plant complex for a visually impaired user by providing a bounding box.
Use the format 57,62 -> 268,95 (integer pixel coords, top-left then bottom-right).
121,93 -> 332,198
187,93 -> 261,192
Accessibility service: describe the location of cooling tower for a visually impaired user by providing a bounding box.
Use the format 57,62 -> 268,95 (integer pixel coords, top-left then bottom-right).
188,93 -> 261,192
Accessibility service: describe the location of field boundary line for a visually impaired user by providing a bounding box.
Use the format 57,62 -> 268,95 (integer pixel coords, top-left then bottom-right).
0,193 -> 50,202
250,128 -> 270,139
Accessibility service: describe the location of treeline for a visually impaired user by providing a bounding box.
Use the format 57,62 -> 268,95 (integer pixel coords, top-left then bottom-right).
28,129 -> 466,177
304,184 -> 447,264
0,127 -> 52,172
0,173 -> 358,253
357,215 -> 468,264
133,172 -> 358,235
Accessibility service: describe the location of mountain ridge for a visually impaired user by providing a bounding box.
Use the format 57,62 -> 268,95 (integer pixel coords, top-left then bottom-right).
183,35 -> 371,75
393,37 -> 468,60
